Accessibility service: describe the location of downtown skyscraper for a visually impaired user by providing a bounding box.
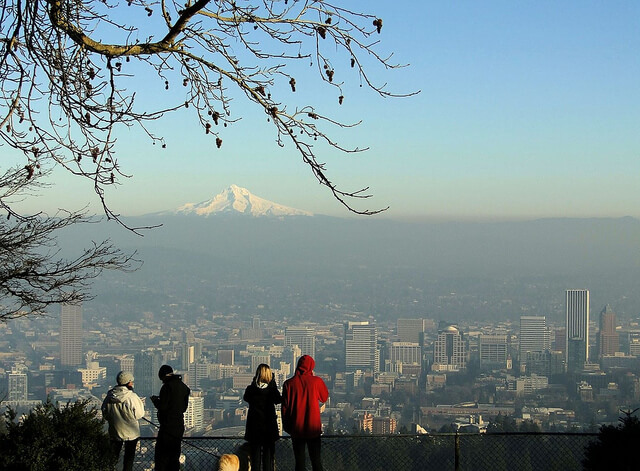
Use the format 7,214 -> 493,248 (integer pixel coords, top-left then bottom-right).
565,289 -> 590,373
285,326 -> 316,358
344,321 -> 379,373
598,304 -> 619,358
519,316 -> 550,372
60,303 -> 83,367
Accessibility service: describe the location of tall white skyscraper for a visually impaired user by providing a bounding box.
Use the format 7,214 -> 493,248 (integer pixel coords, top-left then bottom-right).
60,303 -> 83,367
565,289 -> 590,372
284,326 -> 316,358
344,321 -> 379,373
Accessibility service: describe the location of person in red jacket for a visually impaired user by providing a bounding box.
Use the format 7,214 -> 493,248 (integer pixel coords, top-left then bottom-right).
281,355 -> 329,471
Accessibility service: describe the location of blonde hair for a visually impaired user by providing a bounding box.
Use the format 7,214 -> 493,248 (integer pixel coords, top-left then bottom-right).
217,454 -> 240,471
255,363 -> 272,384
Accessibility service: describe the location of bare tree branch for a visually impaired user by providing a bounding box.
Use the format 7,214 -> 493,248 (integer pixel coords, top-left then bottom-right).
0,165 -> 139,321
1,0 -> 418,219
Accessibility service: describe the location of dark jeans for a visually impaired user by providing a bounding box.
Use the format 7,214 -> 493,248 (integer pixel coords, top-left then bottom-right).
154,427 -> 184,471
249,440 -> 275,471
111,438 -> 138,471
291,436 -> 323,471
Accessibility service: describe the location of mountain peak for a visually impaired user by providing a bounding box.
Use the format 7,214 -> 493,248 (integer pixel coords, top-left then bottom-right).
173,185 -> 313,218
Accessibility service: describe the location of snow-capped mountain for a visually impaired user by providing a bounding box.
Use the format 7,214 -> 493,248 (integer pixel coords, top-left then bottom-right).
170,184 -> 313,217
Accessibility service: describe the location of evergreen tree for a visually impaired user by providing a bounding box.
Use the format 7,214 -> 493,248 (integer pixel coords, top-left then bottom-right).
0,399 -> 116,471
583,410 -> 640,471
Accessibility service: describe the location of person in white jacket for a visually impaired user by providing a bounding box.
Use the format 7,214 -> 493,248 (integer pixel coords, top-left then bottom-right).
102,371 -> 146,471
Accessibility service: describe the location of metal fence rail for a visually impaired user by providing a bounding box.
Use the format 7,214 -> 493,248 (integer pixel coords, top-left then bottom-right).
132,432 -> 598,471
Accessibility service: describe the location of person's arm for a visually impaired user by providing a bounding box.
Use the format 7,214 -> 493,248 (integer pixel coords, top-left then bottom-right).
152,383 -> 169,411
269,379 -> 282,404
243,385 -> 252,403
317,378 -> 329,404
182,386 -> 190,413
132,394 -> 145,420
281,382 -> 290,432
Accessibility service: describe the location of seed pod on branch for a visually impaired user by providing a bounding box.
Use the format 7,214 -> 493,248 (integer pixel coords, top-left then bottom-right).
373,18 -> 383,33
326,69 -> 334,82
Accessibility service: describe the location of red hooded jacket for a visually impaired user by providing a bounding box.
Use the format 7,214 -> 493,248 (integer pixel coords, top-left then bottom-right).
281,355 -> 329,439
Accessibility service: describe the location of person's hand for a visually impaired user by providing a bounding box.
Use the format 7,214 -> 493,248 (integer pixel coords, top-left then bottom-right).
319,403 -> 326,413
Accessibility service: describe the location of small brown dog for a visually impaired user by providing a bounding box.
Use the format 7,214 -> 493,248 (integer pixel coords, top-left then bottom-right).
217,454 -> 240,471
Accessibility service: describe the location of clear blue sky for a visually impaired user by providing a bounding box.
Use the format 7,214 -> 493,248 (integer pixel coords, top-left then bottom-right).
18,1 -> 640,220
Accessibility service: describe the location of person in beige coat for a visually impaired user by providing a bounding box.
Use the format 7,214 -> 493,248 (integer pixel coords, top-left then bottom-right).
102,371 -> 145,471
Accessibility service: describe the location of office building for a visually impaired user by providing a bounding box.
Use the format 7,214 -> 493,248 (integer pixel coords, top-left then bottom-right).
345,321 -> 379,373
479,334 -> 508,370
432,325 -> 466,372
185,391 -> 205,430
8,366 -> 28,401
566,289 -> 590,372
397,319 -> 426,345
60,303 -> 83,367
598,304 -> 619,358
134,349 -> 163,399
285,326 -> 316,358
387,342 -> 421,373
217,349 -> 234,365
389,342 -> 421,365
251,353 -> 271,373
520,316 -> 550,371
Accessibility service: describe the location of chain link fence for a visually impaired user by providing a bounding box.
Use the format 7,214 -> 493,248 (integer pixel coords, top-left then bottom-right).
133,432 -> 598,471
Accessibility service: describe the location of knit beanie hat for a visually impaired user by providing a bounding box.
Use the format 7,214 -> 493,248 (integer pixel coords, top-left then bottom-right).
116,371 -> 134,385
158,364 -> 174,380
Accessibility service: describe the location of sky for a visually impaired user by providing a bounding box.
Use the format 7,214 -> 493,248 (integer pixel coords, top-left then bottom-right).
13,1 -> 640,220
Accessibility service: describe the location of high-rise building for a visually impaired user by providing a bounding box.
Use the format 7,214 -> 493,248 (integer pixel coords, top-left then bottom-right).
598,304 -> 619,358
344,321 -> 379,373
251,353 -> 271,373
432,325 -> 466,372
397,319 -> 426,345
134,349 -> 163,399
8,365 -> 28,401
187,361 -> 210,390
217,349 -> 234,365
387,342 -> 421,373
119,355 -> 135,375
519,316 -> 550,371
285,326 -> 316,358
479,334 -> 508,370
185,390 -> 204,430
565,289 -> 590,372
60,303 -> 83,367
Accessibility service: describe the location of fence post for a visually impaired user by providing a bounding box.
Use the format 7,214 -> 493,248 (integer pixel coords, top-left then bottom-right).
454,433 -> 460,471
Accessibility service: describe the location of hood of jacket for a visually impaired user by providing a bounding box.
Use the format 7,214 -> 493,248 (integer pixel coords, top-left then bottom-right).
105,385 -> 134,404
295,355 -> 315,375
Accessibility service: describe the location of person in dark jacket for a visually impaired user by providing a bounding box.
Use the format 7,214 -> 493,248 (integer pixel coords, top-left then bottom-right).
150,365 -> 190,471
243,363 -> 281,471
281,355 -> 329,471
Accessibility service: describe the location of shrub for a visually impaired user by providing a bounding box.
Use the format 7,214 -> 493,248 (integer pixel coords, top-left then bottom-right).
583,410 -> 640,471
0,398 -> 116,471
